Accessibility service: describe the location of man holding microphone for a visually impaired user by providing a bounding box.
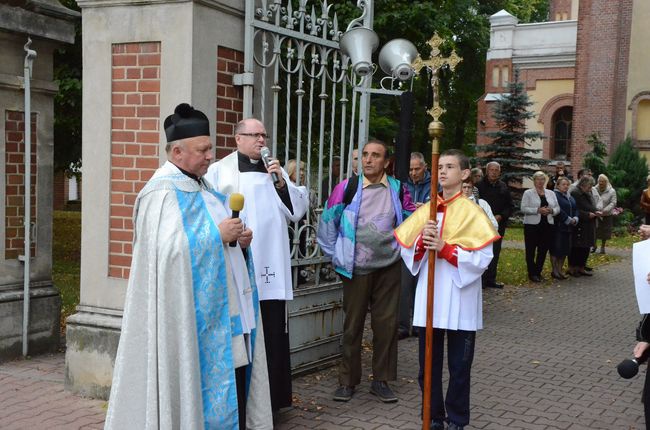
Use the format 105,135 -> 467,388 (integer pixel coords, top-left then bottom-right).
206,119 -> 309,416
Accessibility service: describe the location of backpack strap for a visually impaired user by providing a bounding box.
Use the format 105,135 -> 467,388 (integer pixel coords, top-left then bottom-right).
342,175 -> 359,206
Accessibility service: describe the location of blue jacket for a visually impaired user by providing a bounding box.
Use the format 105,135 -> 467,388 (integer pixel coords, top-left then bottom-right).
405,170 -> 432,204
317,175 -> 415,279
554,190 -> 577,232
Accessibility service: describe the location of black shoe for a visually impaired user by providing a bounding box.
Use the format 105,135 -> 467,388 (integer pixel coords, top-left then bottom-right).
448,423 -> 464,430
485,282 -> 504,289
333,385 -> 355,402
370,380 -> 398,403
398,329 -> 410,340
430,421 -> 445,430
578,270 -> 593,277
551,272 -> 567,280
584,266 -> 593,272
529,275 -> 542,283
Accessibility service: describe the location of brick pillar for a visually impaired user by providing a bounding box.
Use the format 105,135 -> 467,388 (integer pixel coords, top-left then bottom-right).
571,0 -> 633,165
216,46 -> 244,159
109,42 -> 161,279
53,171 -> 65,210
4,111 -> 37,260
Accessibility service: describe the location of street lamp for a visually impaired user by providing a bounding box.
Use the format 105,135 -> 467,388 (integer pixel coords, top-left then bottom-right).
338,2 -> 419,177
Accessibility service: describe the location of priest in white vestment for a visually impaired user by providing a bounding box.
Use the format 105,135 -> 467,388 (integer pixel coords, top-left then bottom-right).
205,118 -> 308,413
394,149 -> 500,430
105,104 -> 272,430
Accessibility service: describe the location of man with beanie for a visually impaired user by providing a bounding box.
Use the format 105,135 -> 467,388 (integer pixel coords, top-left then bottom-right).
105,104 -> 272,430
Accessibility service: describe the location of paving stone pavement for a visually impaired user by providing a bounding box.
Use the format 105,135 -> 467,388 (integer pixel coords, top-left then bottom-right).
0,353 -> 106,430
0,247 -> 646,430
277,248 -> 647,430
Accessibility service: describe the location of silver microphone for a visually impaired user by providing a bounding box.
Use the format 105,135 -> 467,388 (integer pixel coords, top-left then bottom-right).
260,147 -> 280,185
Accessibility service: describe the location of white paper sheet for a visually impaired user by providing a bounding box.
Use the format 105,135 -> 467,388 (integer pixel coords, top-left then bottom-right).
633,239 -> 650,314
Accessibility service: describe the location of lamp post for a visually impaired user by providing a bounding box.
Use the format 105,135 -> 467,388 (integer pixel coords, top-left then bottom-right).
339,0 -> 418,170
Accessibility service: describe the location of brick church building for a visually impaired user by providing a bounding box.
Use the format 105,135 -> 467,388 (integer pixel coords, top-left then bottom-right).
477,0 -> 650,174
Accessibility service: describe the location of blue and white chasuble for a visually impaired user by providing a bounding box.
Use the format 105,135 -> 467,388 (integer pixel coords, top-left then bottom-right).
105,162 -> 272,430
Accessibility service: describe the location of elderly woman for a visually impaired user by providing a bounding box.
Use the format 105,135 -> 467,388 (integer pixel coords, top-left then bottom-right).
550,177 -> 578,279
521,171 -> 560,282
568,176 -> 602,277
595,174 -> 617,254
641,175 -> 650,225
462,178 -> 498,229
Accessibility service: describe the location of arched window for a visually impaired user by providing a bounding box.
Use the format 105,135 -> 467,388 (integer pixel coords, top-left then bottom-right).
551,106 -> 572,160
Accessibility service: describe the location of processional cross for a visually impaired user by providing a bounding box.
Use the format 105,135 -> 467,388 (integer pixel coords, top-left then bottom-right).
411,34 -> 462,430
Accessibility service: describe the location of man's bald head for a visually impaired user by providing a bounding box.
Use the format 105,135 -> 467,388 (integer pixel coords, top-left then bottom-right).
235,118 -> 268,160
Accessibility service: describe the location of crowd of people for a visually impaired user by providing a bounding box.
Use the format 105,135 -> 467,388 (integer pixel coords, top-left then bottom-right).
104,104 -> 650,430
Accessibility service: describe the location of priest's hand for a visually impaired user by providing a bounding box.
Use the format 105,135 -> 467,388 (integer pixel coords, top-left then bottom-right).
218,218 -> 244,244
238,227 -> 253,249
422,220 -> 444,252
266,158 -> 286,188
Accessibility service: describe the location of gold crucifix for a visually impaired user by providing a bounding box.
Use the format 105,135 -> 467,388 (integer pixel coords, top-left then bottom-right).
411,34 -> 462,124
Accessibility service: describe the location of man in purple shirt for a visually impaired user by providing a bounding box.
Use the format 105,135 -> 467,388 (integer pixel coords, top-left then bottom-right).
318,140 -> 415,404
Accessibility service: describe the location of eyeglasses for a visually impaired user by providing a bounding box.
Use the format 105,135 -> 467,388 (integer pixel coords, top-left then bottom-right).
238,132 -> 267,139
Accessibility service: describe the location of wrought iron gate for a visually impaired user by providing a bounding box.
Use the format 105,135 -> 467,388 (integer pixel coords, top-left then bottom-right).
241,0 -> 368,374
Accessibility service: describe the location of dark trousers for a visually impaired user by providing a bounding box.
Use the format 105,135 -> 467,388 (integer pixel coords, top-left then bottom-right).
418,328 -> 476,427
641,362 -> 650,430
524,222 -> 552,277
235,366 -> 247,430
483,223 -> 505,286
339,261 -> 401,386
568,246 -> 590,268
260,300 -> 292,411
399,261 -> 418,334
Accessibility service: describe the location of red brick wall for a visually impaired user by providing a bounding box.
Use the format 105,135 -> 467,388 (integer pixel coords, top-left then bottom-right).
216,46 -> 244,160
550,0 -> 573,20
571,0 -> 633,166
109,42 -> 161,279
5,111 -> 37,260
53,171 -> 67,210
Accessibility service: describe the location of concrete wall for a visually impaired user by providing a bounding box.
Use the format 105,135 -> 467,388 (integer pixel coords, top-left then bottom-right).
625,0 -> 650,157
66,0 -> 245,399
0,2 -> 76,360
478,9 -> 577,165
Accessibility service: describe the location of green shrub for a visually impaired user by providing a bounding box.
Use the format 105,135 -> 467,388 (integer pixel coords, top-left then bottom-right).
607,137 -> 648,213
583,132 -> 608,178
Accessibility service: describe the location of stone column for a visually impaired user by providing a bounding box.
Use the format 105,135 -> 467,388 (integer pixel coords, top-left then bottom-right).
65,0 -> 245,399
0,1 -> 77,361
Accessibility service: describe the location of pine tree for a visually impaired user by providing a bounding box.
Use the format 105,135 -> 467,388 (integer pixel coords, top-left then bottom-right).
474,67 -> 544,185
582,132 -> 608,178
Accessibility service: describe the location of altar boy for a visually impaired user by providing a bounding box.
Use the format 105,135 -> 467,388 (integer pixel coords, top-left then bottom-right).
394,149 -> 500,430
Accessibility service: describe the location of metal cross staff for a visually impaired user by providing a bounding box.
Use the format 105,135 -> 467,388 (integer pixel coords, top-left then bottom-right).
411,34 -> 462,430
